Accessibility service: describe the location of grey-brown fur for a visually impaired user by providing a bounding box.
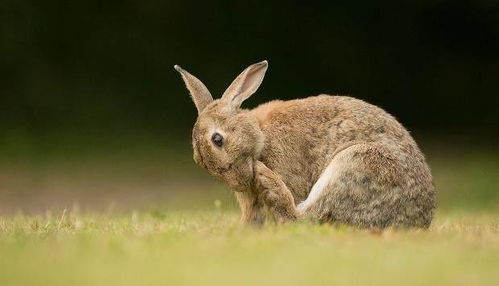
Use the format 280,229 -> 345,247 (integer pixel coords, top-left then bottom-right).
175,61 -> 435,228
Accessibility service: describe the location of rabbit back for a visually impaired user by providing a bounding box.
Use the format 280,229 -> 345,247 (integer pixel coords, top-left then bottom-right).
251,95 -> 435,227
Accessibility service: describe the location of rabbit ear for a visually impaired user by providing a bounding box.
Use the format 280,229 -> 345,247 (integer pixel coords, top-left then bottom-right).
174,65 -> 213,114
221,60 -> 268,110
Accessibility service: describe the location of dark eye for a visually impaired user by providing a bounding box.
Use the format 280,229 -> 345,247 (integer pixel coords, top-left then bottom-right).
211,132 -> 224,147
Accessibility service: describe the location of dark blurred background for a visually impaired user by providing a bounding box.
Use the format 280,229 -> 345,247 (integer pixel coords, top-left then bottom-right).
1,0 -> 498,214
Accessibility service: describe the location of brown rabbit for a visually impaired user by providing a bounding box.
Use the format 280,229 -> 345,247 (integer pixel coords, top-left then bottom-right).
174,61 -> 435,228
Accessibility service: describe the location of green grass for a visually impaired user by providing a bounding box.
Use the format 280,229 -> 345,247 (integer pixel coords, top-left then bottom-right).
0,210 -> 498,286
1,147 -> 498,285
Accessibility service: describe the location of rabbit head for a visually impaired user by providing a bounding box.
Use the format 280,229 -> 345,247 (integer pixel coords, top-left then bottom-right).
174,61 -> 268,192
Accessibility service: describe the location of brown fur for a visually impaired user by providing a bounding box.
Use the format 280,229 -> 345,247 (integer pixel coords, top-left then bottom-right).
175,61 -> 435,228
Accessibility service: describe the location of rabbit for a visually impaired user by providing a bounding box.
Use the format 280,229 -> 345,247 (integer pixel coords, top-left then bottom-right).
174,60 -> 435,228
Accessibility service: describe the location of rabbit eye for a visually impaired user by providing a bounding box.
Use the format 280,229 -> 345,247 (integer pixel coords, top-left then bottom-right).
211,132 -> 224,147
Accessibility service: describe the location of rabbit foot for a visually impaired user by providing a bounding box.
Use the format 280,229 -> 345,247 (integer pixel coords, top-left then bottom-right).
254,161 -> 299,221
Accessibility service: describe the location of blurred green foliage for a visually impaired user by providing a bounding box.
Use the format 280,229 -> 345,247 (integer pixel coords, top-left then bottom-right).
0,1 -> 498,215
1,145 -> 498,214
1,0 -> 499,155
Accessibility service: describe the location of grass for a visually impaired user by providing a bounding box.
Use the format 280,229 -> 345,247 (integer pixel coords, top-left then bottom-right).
0,209 -> 498,286
1,146 -> 498,286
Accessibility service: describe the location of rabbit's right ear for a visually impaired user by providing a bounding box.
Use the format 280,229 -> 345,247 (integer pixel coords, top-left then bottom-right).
221,60 -> 268,111
174,65 -> 213,114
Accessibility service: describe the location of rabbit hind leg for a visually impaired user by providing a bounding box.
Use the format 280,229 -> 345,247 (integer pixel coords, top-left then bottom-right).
299,143 -> 419,228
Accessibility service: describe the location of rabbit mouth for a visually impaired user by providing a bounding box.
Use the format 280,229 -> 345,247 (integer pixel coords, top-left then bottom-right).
250,159 -> 256,180
216,163 -> 232,174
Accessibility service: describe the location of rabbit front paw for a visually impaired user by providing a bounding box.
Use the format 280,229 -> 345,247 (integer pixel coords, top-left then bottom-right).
254,161 -> 298,221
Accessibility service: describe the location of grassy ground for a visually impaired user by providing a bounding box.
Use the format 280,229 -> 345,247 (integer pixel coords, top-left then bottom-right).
0,210 -> 498,286
1,146 -> 498,286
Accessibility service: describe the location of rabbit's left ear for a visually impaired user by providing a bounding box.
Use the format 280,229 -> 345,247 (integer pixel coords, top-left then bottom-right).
221,60 -> 268,111
174,65 -> 213,114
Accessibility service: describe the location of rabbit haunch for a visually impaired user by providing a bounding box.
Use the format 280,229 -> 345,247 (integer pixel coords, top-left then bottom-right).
175,61 -> 435,228
297,155 -> 338,214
